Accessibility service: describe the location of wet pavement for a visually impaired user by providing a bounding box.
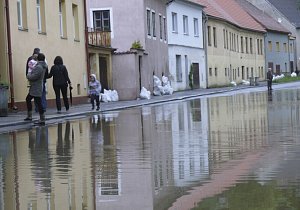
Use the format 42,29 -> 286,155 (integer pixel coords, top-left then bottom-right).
0,80 -> 280,132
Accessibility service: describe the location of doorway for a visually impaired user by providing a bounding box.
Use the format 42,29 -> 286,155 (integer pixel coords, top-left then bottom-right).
192,63 -> 200,89
99,56 -> 108,92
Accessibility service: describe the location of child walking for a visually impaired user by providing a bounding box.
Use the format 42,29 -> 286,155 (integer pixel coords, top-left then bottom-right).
88,74 -> 102,111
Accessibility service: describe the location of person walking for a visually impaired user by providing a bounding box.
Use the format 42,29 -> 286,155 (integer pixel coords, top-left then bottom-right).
24,53 -> 48,125
267,68 -> 273,91
47,56 -> 72,113
88,74 -> 101,111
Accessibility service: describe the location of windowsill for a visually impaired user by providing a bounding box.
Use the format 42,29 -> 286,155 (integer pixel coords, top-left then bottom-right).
147,35 -> 152,39
194,35 -> 199,37
74,39 -> 80,42
60,36 -> 68,40
18,27 -> 28,32
153,36 -> 157,40
183,33 -> 189,36
38,31 -> 47,35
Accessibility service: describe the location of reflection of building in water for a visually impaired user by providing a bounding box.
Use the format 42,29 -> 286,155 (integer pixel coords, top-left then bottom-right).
170,100 -> 209,186
89,115 -> 121,206
207,92 -> 268,168
1,121 -> 94,210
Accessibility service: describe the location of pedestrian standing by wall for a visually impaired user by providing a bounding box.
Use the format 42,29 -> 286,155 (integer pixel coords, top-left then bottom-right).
267,68 -> 273,91
47,56 -> 72,113
88,74 -> 101,111
24,53 -> 48,125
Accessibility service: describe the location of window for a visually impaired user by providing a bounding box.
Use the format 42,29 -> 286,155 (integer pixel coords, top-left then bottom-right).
276,42 -> 280,52
245,37 -> 248,53
172,12 -> 178,33
209,68 -> 212,76
183,15 -> 188,35
223,29 -> 226,49
215,68 -> 217,76
93,10 -> 110,31
72,4 -> 79,40
176,55 -> 182,82
268,41 -> 272,51
17,0 -> 28,29
194,18 -> 199,36
213,27 -> 217,47
59,0 -> 67,37
36,0 -> 41,31
250,38 -> 253,54
36,0 -> 46,33
159,15 -> 162,40
257,39 -> 260,54
241,36 -> 244,53
152,11 -> 156,37
147,9 -> 151,36
283,43 -> 287,52
260,39 -> 263,54
207,26 -> 211,46
163,17 -> 167,41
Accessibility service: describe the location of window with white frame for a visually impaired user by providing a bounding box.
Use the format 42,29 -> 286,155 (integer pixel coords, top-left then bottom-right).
152,11 -> 156,37
172,12 -> 178,33
194,18 -> 199,37
159,15 -> 162,40
93,10 -> 111,31
147,9 -> 151,36
183,15 -> 188,35
59,0 -> 64,37
163,16 -> 167,41
17,0 -> 28,29
36,0 -> 41,31
17,0 -> 23,28
73,4 -> 79,40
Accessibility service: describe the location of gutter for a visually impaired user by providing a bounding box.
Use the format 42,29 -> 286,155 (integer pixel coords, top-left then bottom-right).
83,0 -> 90,78
5,0 -> 16,109
203,11 -> 209,88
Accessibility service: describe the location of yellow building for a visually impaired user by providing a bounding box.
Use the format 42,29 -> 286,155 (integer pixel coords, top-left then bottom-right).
197,0 -> 266,87
0,0 -> 88,110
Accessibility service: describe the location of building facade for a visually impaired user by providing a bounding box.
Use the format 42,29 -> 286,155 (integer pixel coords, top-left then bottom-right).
196,0 -> 266,87
87,0 -> 169,100
167,0 -> 206,91
1,0 -> 88,110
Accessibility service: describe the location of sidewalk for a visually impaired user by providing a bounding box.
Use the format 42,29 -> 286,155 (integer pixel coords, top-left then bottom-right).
0,82 -> 266,129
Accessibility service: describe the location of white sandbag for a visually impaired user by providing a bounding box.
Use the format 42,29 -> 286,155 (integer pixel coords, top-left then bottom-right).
140,87 -> 151,99
110,90 -> 119,101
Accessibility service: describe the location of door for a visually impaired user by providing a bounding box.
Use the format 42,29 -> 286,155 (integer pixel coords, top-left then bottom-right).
290,61 -> 294,73
276,65 -> 280,75
99,56 -> 108,92
192,63 -> 200,89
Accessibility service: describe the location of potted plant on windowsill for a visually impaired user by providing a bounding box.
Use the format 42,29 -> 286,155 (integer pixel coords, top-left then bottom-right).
0,81 -> 9,117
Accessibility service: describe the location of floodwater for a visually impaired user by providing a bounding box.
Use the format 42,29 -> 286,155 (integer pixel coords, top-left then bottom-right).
0,88 -> 300,210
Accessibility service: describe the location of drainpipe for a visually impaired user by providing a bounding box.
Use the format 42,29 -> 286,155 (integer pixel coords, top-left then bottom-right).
202,11 -> 208,88
5,0 -> 16,109
83,0 -> 90,78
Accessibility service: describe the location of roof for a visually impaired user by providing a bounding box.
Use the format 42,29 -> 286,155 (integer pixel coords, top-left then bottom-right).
235,0 -> 290,34
267,0 -> 300,28
194,0 -> 266,33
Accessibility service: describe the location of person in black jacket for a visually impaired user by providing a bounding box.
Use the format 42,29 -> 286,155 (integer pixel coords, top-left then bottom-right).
47,56 -> 72,113
267,68 -> 273,91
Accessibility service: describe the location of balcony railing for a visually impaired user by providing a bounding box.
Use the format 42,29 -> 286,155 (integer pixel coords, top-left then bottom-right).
87,28 -> 111,48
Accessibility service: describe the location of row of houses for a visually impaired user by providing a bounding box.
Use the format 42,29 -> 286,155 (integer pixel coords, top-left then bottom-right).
0,0 -> 299,110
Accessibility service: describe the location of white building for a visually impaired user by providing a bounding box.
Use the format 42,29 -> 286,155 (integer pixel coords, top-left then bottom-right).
167,0 -> 207,91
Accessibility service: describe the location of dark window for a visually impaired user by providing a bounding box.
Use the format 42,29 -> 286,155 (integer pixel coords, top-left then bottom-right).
93,10 -> 110,31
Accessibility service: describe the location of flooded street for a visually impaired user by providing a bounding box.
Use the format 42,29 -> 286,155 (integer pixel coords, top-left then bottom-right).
0,88 -> 300,210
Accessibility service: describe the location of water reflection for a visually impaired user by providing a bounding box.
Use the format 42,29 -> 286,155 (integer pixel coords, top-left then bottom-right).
0,88 -> 300,209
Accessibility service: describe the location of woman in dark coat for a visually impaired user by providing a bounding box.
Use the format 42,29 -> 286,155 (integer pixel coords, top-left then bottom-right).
47,56 -> 72,113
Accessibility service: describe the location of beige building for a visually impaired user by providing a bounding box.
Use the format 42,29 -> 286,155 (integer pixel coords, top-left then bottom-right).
0,0 -> 88,110
207,19 -> 266,87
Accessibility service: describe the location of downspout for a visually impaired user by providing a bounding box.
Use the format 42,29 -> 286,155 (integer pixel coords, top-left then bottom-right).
202,11 -> 208,88
83,0 -> 90,78
5,0 -> 16,109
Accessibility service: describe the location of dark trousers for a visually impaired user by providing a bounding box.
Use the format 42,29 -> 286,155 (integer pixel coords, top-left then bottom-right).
26,94 -> 44,115
90,94 -> 100,108
35,82 -> 47,112
267,80 -> 272,90
53,85 -> 69,111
